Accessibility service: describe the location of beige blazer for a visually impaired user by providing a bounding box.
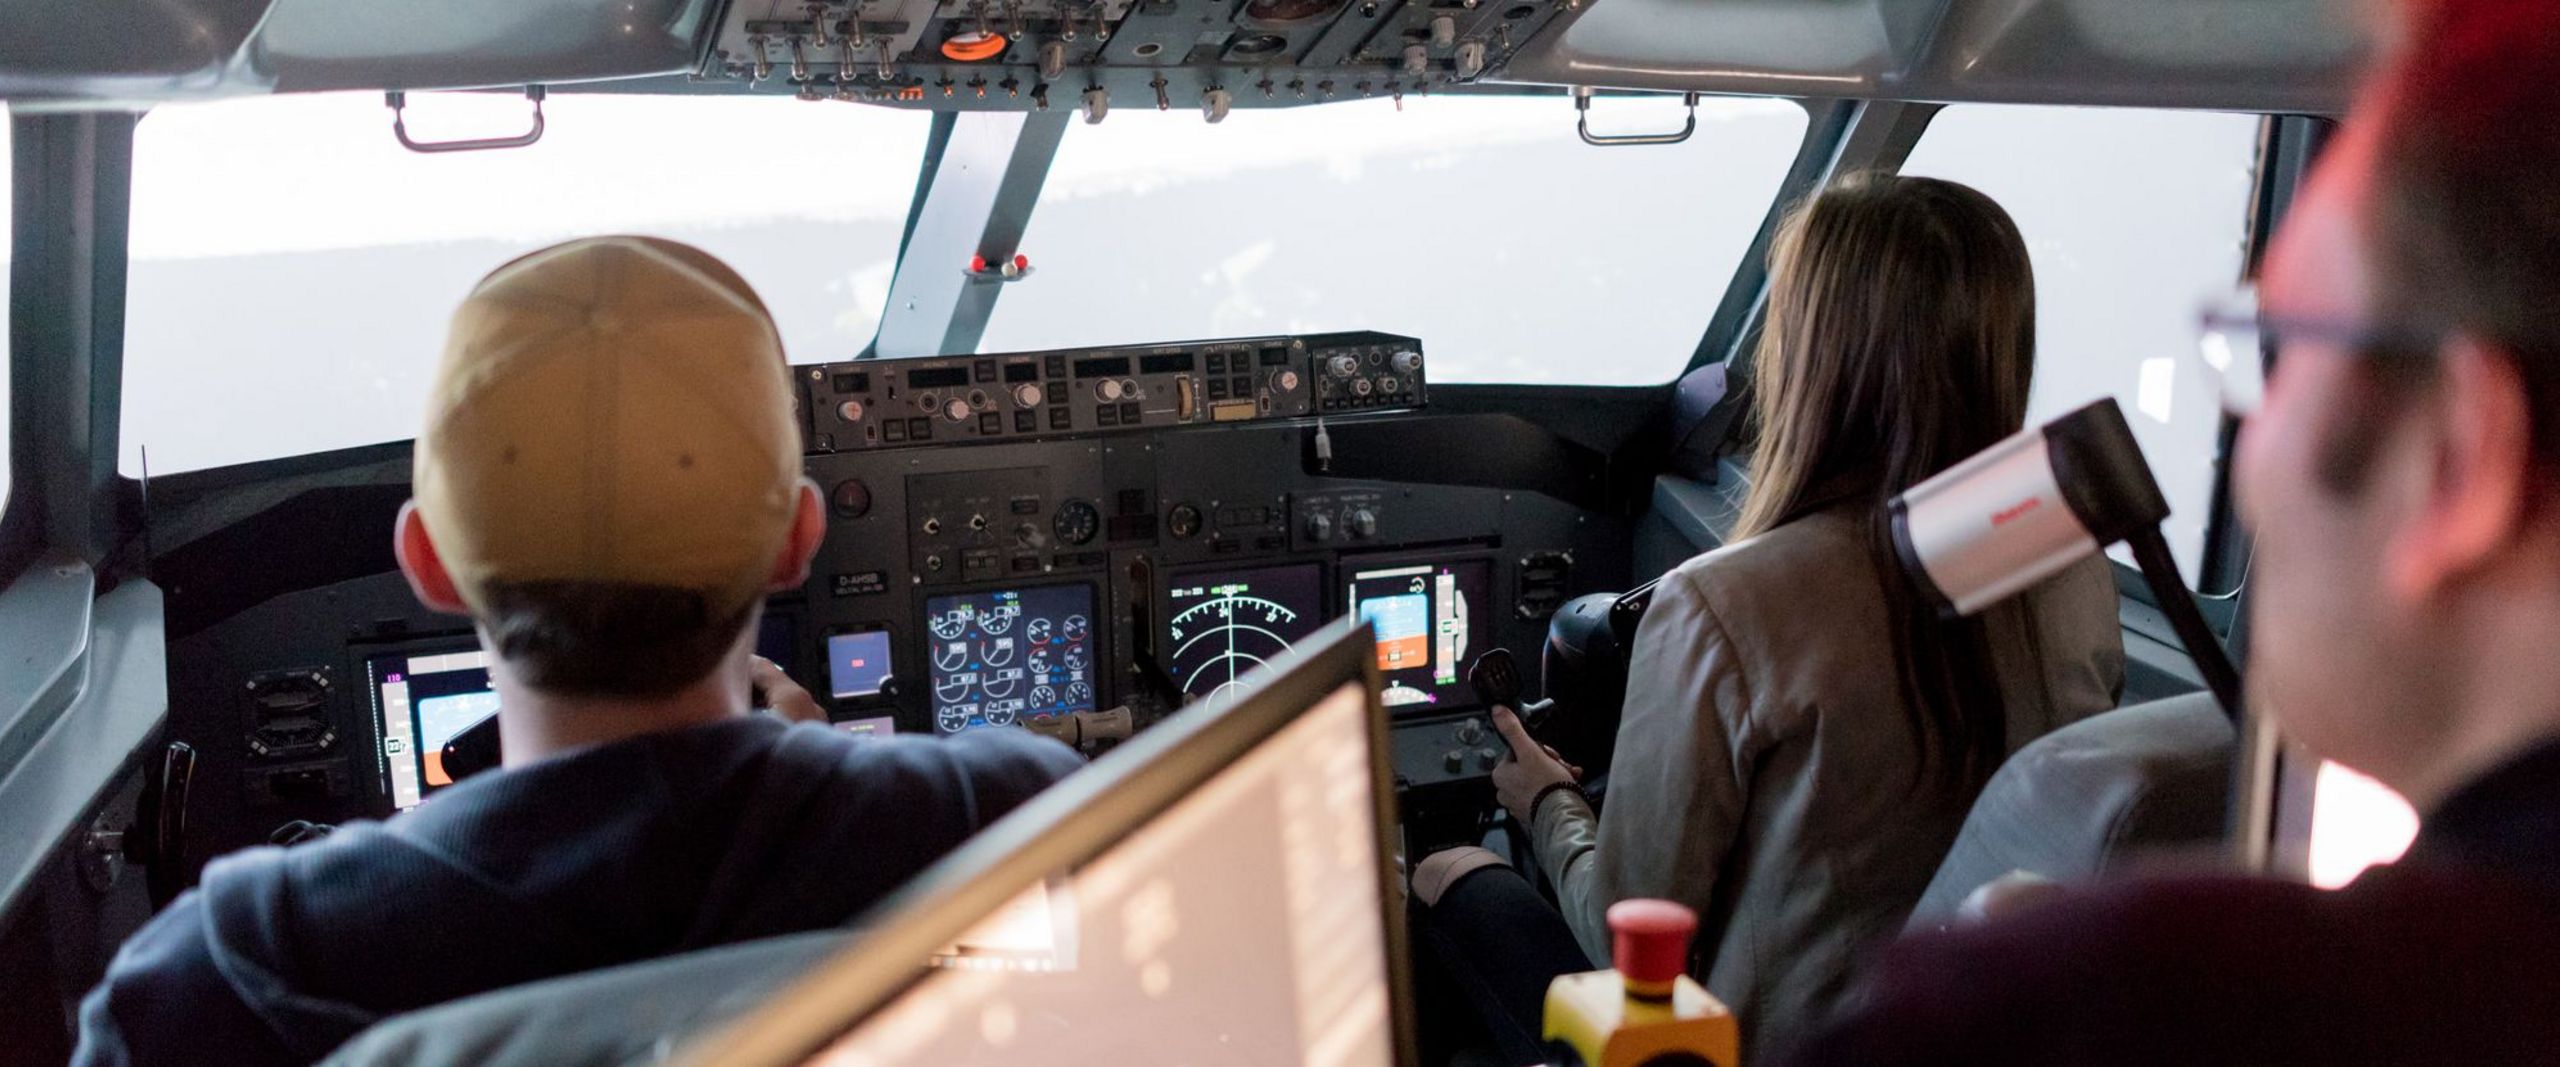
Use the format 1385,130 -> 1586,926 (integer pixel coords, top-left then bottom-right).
1529,505 -> 2125,1057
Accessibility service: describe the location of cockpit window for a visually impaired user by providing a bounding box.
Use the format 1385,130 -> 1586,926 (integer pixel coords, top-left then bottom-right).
1901,104 -> 2261,584
975,94 -> 1809,386
120,93 -> 930,475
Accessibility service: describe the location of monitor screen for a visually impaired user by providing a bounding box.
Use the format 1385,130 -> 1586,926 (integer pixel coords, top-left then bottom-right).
799,682 -> 1397,1065
1348,559 -> 1490,712
1165,562 -> 1327,701
827,630 -> 898,701
366,646 -> 498,811
924,583 -> 1098,735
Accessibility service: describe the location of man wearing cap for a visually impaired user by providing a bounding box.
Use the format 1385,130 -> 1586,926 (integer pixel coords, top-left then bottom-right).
72,237 -> 1083,1066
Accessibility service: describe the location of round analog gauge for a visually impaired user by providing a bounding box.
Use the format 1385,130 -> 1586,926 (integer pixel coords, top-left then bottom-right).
1053,500 -> 1102,546
983,702 -> 1020,727
938,705 -> 974,733
1064,681 -> 1093,706
1027,649 -> 1054,675
978,638 -> 1017,667
934,673 -> 977,707
981,669 -> 1024,700
977,603 -> 1019,636
1063,647 -> 1090,672
1062,615 -> 1092,642
1026,618 -> 1056,645
1169,593 -> 1306,700
931,641 -> 971,673
927,608 -> 971,642
1029,684 -> 1059,708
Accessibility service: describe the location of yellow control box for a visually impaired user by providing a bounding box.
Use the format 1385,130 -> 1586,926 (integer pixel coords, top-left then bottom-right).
1544,968 -> 1739,1067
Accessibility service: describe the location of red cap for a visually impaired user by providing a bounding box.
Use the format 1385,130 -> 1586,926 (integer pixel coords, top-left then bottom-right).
1608,899 -> 1697,987
969,255 -> 989,273
1012,254 -> 1030,270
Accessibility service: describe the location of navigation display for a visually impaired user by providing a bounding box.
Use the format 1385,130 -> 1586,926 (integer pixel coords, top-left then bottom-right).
366,646 -> 499,811
1166,562 -> 1327,701
924,583 -> 1098,734
1349,559 -> 1491,711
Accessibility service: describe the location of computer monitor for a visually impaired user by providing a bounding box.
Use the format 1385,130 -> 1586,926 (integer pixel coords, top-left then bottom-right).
1165,561 -> 1328,701
365,643 -> 499,812
923,582 -> 1100,735
1347,558 -> 1491,712
675,622 -> 1413,1067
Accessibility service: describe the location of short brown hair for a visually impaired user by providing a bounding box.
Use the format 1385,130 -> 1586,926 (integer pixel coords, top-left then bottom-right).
479,581 -> 753,699
2360,0 -> 2560,485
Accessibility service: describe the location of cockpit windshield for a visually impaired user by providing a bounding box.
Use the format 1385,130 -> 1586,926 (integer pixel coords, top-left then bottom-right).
975,94 -> 1808,386
120,93 -> 931,475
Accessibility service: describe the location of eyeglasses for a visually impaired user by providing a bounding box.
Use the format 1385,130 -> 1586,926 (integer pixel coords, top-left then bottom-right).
2195,287 -> 2445,417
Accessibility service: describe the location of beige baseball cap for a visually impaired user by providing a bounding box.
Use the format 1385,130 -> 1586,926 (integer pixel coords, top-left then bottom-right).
413,236 -> 801,619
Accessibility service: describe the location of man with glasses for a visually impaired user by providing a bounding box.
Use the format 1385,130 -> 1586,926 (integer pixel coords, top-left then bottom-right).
1778,1 -> 2560,1062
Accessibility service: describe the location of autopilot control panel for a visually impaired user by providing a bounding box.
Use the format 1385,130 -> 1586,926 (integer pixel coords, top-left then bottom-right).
159,329 -> 1628,867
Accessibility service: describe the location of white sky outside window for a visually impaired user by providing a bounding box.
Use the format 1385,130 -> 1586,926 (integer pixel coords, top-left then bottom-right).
1903,105 -> 2262,582
978,95 -> 1809,386
122,93 -> 929,475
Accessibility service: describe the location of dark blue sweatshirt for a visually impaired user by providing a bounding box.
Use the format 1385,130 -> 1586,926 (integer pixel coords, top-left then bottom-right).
73,716 -> 1081,1066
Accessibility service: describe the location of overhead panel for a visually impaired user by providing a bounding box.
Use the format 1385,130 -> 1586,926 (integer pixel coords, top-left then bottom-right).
704,0 -> 1579,115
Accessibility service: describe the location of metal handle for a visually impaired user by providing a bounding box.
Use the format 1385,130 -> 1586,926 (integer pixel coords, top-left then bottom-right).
1575,88 -> 1699,147
387,86 -> 547,154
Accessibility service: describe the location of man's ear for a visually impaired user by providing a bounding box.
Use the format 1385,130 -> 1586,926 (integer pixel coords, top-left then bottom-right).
2385,336 -> 2533,601
766,480 -> 826,592
393,502 -> 470,615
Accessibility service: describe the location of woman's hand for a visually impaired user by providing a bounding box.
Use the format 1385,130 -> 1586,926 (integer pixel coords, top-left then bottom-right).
1489,704 -> 1582,824
750,656 -> 829,725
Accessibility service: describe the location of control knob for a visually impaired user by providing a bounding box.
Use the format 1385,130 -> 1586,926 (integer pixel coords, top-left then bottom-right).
1015,522 -> 1049,550
1326,354 -> 1360,379
1347,508 -> 1379,539
1013,383 -> 1044,408
1095,378 -> 1126,402
1305,511 -> 1335,542
836,399 -> 865,422
1270,369 -> 1301,393
944,397 -> 973,422
1392,350 -> 1424,374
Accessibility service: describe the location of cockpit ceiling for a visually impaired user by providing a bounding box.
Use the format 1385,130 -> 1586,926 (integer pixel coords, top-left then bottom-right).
2,0 -> 2368,112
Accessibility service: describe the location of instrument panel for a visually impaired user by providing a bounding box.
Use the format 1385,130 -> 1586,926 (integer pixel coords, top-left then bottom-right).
155,330 -> 1628,869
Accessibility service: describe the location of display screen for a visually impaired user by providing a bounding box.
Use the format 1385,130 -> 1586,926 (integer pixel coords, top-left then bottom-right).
367,646 -> 499,811
1349,559 -> 1491,711
827,630 -> 897,700
835,715 -> 898,741
805,684 -> 1396,1065
1165,563 -> 1327,701
924,583 -> 1098,734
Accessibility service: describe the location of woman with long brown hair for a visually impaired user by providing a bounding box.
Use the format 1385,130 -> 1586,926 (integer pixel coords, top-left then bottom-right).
1413,173 -> 2124,1058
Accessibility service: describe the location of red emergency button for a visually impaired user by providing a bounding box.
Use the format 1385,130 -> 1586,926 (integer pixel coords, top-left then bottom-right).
1609,898 -> 1696,999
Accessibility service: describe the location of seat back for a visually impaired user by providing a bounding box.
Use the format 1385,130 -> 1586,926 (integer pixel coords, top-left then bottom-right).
1907,692 -> 2234,927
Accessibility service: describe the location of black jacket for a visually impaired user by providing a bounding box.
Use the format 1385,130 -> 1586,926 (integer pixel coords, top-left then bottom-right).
74,716 -> 1081,1066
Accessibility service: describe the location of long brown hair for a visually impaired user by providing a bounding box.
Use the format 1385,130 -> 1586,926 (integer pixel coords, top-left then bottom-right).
1733,173 -> 2039,777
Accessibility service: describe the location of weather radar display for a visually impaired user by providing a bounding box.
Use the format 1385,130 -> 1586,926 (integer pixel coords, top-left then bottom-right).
923,583 -> 1097,734
1165,563 -> 1327,700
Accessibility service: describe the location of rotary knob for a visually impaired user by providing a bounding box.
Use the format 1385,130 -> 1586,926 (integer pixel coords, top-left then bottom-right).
836,399 -> 865,422
1270,369 -> 1301,393
1348,508 -> 1378,539
1392,350 -> 1424,374
1095,379 -> 1126,402
1326,354 -> 1360,379
1305,511 -> 1336,542
943,397 -> 973,422
1014,383 -> 1044,408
